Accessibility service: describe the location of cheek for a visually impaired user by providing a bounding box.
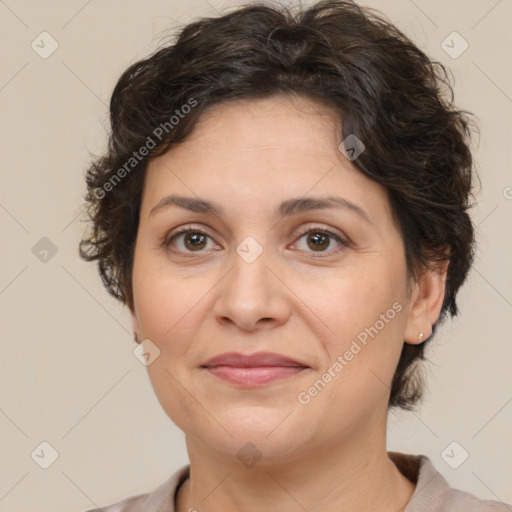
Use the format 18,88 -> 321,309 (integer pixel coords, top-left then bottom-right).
308,262 -> 409,410
319,263 -> 407,344
132,260 -> 206,429
132,252 -> 200,342
132,255 -> 224,386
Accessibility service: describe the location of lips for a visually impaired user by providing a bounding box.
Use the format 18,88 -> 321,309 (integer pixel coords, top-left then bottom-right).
202,352 -> 309,387
202,351 -> 308,368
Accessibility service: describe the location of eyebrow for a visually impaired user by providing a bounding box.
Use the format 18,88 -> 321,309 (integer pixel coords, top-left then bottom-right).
149,194 -> 371,223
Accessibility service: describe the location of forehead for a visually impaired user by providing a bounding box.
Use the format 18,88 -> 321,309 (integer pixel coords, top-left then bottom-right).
140,95 -> 392,225
182,94 -> 341,157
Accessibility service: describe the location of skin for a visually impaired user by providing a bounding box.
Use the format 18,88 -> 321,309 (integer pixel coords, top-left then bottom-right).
130,94 -> 448,512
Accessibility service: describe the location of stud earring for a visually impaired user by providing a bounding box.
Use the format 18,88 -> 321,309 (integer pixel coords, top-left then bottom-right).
419,333 -> 424,342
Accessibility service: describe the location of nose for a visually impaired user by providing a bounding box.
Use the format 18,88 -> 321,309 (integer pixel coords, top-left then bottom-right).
212,245 -> 292,332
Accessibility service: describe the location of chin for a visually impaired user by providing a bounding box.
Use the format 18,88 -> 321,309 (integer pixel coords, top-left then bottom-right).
185,406 -> 312,463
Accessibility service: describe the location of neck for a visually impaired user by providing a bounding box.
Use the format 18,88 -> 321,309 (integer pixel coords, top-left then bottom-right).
176,422 -> 415,512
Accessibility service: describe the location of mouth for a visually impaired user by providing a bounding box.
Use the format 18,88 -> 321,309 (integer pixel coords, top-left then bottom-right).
201,352 -> 310,387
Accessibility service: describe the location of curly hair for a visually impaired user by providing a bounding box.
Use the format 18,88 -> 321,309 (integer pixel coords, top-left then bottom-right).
79,0 -> 476,410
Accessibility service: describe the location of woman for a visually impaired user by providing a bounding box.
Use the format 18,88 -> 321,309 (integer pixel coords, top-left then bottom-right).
79,0 -> 510,510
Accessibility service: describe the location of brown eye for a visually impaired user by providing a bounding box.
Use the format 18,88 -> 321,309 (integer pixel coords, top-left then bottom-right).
292,228 -> 347,255
164,229 -> 216,253
183,232 -> 208,251
306,232 -> 330,251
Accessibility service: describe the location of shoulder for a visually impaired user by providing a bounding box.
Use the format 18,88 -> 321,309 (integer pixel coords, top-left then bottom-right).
80,465 -> 190,512
389,451 -> 512,512
440,488 -> 512,511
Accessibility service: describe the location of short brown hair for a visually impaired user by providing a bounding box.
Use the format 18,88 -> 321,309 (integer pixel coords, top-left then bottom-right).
80,0 -> 477,410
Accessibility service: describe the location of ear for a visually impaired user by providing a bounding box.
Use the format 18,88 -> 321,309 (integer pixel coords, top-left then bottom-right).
404,260 -> 449,345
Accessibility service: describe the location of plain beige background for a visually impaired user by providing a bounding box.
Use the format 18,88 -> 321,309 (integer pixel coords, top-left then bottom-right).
0,0 -> 511,510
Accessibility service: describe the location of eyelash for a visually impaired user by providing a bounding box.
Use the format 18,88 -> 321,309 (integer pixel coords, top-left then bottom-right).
162,224 -> 349,257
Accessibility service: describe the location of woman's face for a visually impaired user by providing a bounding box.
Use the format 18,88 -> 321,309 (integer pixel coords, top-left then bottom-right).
131,95 -> 434,462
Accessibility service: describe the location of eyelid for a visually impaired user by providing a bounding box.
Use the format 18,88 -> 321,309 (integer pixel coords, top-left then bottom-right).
292,223 -> 349,244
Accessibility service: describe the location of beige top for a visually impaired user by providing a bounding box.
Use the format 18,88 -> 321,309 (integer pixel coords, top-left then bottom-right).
85,452 -> 511,511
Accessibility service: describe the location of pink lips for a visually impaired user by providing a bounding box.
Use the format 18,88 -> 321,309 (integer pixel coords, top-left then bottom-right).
202,352 -> 309,387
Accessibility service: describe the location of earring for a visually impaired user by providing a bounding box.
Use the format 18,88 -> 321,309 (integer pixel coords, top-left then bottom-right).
419,333 -> 424,342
